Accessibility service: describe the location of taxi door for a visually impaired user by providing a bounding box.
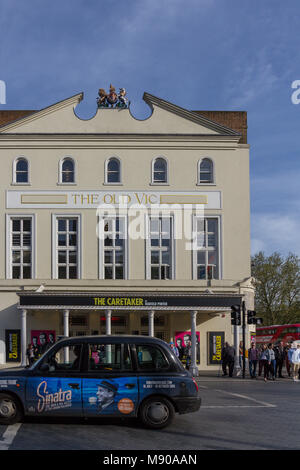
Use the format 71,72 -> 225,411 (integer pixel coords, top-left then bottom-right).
82,342 -> 138,417
25,342 -> 83,417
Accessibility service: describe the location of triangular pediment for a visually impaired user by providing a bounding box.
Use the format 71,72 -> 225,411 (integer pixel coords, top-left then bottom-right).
0,92 -> 241,138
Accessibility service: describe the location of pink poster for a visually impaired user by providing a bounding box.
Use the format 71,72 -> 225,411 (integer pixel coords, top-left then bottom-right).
175,331 -> 200,364
31,330 -> 56,356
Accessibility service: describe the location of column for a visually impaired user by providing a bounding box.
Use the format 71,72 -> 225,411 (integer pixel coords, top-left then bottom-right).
63,309 -> 70,363
21,309 -> 27,367
148,310 -> 155,337
105,309 -> 112,335
190,310 -> 199,377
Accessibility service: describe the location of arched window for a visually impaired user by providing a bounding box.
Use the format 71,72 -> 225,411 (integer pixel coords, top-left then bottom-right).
60,157 -> 75,183
14,157 -> 29,183
106,157 -> 121,183
198,158 -> 214,184
152,157 -> 168,183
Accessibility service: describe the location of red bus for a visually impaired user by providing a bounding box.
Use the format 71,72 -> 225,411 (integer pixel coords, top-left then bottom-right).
256,324 -> 300,346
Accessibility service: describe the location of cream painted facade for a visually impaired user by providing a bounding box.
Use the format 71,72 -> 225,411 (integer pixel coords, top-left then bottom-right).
0,91 -> 255,370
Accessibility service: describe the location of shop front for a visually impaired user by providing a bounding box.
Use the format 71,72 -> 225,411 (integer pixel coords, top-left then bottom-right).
18,291 -> 242,374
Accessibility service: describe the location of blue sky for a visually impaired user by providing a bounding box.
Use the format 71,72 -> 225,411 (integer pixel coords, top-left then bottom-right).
0,0 -> 299,257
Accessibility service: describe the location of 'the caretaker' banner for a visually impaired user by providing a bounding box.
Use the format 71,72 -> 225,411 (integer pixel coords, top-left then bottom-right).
5,329 -> 21,362
208,331 -> 224,365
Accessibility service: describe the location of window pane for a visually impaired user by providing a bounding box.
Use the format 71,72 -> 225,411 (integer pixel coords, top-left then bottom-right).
104,250 -> 113,264
23,251 -> 31,264
58,234 -> 66,246
162,251 -> 170,264
22,234 -> 31,246
150,219 -> 159,233
107,159 -> 119,172
136,345 -> 169,370
197,266 -> 206,280
12,251 -> 21,263
207,219 -> 217,233
68,219 -> 77,232
12,234 -> 21,246
58,266 -> 67,279
16,172 -> 28,183
58,219 -> 66,232
23,266 -> 31,279
107,172 -> 120,183
69,251 -> 77,264
104,236 -> 113,246
23,220 -> 31,232
69,234 -> 77,246
69,266 -> 77,279
197,251 -> 206,265
12,220 -> 20,232
16,159 -> 28,171
105,266 -> 113,279
88,343 -> 121,371
58,250 -> 67,264
151,266 -> 159,280
62,160 -> 74,171
43,344 -> 82,372
115,266 -> 124,279
151,251 -> 159,264
12,266 -> 20,279
115,251 -> 123,264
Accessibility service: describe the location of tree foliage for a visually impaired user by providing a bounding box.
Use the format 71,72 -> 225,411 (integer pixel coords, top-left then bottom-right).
251,252 -> 300,325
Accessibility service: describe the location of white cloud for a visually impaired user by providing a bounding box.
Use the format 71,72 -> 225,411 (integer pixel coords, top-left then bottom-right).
251,212 -> 300,256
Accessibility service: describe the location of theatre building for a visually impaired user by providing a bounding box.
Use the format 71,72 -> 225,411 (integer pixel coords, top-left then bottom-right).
0,89 -> 255,372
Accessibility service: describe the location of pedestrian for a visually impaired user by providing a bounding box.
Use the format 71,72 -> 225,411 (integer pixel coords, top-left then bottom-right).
265,343 -> 276,381
239,341 -> 243,368
284,343 -> 291,377
227,344 -> 235,377
248,342 -> 259,379
274,341 -> 285,378
185,340 -> 192,370
169,341 -> 179,358
291,343 -> 300,382
26,343 -> 35,366
288,342 -> 296,378
258,344 -> 268,376
221,342 -> 230,376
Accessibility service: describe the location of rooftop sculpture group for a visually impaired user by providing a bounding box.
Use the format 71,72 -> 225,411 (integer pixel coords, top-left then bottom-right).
97,84 -> 129,108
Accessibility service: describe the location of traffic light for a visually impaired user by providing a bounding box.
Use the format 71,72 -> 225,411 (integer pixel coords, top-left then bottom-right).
247,310 -> 256,324
231,305 -> 241,326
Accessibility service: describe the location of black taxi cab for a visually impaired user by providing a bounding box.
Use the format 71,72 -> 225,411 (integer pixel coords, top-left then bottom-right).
0,335 -> 201,429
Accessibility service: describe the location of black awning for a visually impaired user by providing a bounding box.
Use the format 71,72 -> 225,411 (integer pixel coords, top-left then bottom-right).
18,292 -> 242,310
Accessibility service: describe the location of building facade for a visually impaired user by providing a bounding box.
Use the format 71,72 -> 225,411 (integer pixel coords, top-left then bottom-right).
0,90 -> 255,371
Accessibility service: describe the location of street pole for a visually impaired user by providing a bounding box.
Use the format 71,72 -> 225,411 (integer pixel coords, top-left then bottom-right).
242,301 -> 246,379
233,323 -> 241,376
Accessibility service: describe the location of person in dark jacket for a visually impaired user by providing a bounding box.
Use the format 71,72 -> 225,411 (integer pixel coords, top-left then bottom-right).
274,341 -> 285,378
248,342 -> 259,379
221,342 -> 235,377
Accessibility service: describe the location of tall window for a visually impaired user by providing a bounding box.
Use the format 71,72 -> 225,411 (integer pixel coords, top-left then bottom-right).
148,216 -> 173,280
60,158 -> 75,183
100,216 -> 126,279
106,157 -> 121,183
14,158 -> 29,183
198,158 -> 214,184
193,217 -> 219,280
55,217 -> 80,279
9,217 -> 32,279
152,157 -> 168,183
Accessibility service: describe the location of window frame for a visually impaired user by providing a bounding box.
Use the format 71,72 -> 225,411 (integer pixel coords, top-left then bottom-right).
98,214 -> 128,280
146,214 -> 175,280
104,156 -> 122,185
12,157 -> 30,185
6,214 -> 36,279
151,156 -> 169,185
58,156 -> 76,185
52,214 -> 82,279
197,157 -> 215,185
192,214 -> 222,280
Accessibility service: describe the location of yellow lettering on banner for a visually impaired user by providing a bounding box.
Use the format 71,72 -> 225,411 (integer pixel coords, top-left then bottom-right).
104,194 -> 113,204
94,297 -> 106,306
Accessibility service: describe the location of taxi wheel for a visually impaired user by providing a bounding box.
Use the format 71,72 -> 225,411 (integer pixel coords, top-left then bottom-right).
0,394 -> 23,425
139,397 -> 175,429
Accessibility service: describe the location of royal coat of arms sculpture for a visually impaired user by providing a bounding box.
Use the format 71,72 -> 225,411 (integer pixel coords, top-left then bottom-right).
97,84 -> 129,108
